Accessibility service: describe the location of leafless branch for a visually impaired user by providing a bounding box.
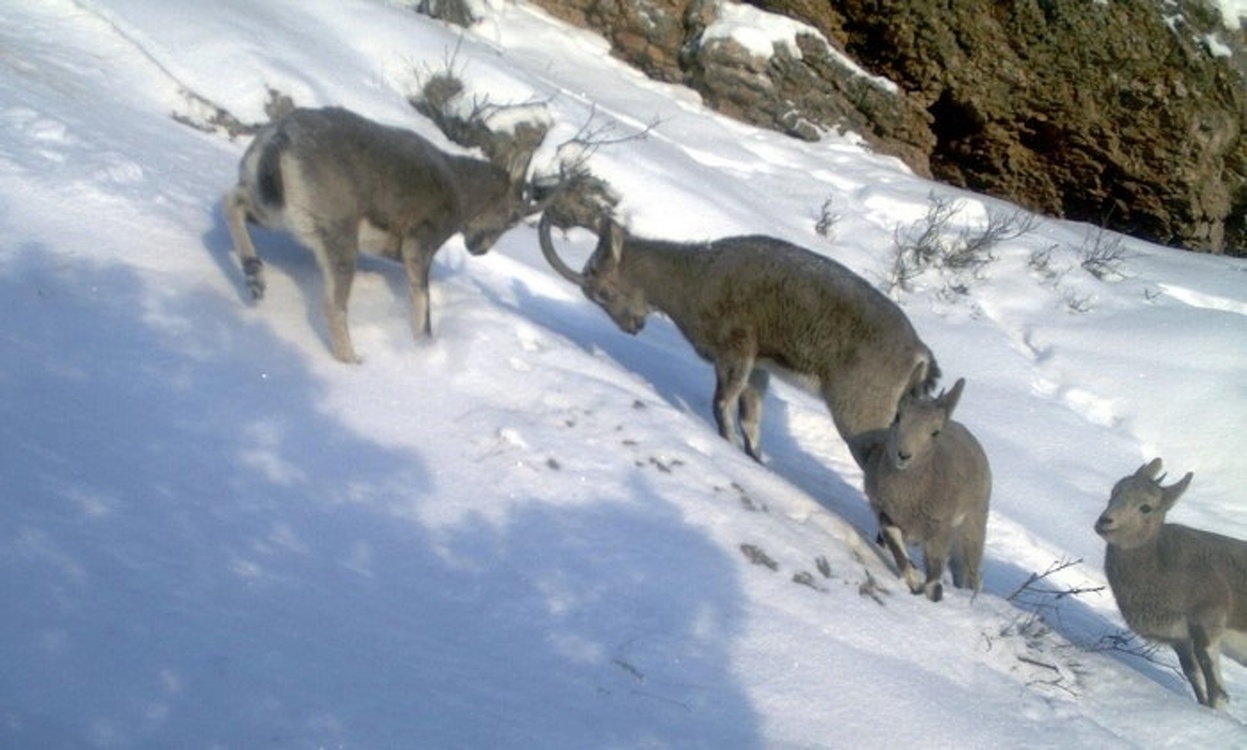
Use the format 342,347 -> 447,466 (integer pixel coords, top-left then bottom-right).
1006,557 -> 1104,604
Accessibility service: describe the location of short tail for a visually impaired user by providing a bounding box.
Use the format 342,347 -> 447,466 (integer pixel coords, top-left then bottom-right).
255,129 -> 287,210
906,352 -> 941,397
922,354 -> 942,395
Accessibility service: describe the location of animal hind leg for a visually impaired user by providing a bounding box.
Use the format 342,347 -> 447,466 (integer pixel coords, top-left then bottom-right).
713,356 -> 756,459
738,368 -> 769,462
224,187 -> 266,300
1191,625 -> 1229,709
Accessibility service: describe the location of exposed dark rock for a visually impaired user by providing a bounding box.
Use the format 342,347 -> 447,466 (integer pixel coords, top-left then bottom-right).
767,0 -> 1246,254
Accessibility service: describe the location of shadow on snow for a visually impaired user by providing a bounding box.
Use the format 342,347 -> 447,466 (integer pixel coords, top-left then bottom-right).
0,247 -> 762,748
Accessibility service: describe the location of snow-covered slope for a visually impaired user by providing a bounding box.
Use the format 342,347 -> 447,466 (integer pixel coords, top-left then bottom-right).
1,1 -> 1245,746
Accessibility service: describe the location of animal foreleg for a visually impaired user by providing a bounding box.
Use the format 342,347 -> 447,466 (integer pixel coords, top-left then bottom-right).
401,238 -> 436,339
948,548 -> 967,591
313,229 -> 360,363
920,539 -> 950,602
878,516 -> 923,594
950,522 -> 985,594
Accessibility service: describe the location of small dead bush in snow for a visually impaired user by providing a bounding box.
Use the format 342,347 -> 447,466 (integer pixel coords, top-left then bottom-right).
408,64 -> 552,178
172,87 -> 294,140
884,193 -> 1035,301
1027,245 -> 1065,286
815,197 -> 842,240
532,108 -> 664,232
1077,226 -> 1134,281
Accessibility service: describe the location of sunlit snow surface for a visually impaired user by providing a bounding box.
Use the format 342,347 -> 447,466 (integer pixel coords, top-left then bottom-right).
1,1 -> 1244,746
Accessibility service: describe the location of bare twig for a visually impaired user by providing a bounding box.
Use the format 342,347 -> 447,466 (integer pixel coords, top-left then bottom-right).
532,108 -> 662,231
1017,654 -> 1061,673
1006,557 -> 1104,604
612,658 -> 645,682
551,105 -> 661,183
1089,628 -> 1173,669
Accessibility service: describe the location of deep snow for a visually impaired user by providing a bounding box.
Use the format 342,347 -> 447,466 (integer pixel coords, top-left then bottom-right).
1,0 -> 1245,747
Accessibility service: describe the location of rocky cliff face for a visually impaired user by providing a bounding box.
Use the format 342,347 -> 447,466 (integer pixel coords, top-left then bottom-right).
754,0 -> 1246,254
459,0 -> 1246,255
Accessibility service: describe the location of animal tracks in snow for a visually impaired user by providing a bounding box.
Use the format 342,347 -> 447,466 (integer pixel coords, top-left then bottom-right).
1009,324 -> 1120,429
1014,326 -> 1054,364
1029,377 -> 1120,428
1,107 -> 77,167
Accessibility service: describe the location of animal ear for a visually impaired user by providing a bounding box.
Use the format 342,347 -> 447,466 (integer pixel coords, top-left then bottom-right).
1160,471 -> 1193,510
1137,457 -> 1164,480
940,378 -> 965,417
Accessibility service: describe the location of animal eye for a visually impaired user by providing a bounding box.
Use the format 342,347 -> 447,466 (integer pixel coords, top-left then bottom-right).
1140,504 -> 1153,514
596,289 -> 615,304
931,429 -> 942,438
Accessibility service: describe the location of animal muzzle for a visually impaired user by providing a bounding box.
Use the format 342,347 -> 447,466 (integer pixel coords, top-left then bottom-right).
607,310 -> 645,335
465,239 -> 494,256
464,230 -> 501,256
1094,514 -> 1115,538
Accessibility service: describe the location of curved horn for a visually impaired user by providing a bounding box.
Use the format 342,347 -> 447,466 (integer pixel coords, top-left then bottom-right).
538,212 -> 586,285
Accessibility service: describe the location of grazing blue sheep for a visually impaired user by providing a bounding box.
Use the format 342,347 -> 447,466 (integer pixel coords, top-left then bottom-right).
538,214 -> 939,468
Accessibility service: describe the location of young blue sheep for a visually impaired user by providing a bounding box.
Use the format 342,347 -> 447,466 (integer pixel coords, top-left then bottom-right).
1096,458 -> 1247,709
864,376 -> 991,602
